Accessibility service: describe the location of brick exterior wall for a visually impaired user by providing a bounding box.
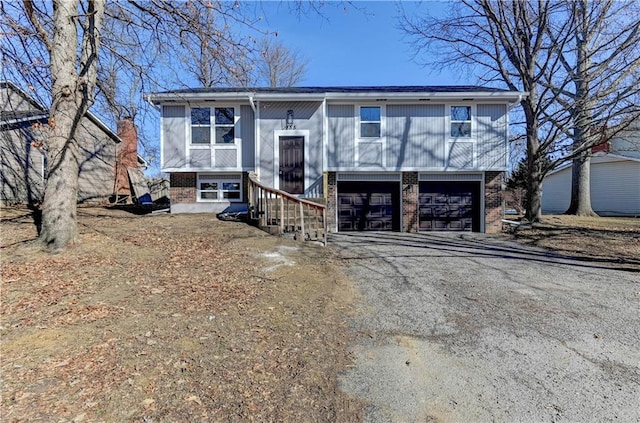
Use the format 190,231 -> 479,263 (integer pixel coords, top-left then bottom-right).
402,172 -> 419,232
170,172 -> 196,204
484,171 -> 504,234
326,172 -> 337,232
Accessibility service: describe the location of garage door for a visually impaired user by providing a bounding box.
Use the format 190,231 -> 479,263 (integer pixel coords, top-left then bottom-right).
338,182 -> 400,231
419,181 -> 480,231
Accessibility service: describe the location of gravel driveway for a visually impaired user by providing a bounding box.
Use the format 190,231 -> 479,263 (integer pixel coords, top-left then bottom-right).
331,232 -> 640,423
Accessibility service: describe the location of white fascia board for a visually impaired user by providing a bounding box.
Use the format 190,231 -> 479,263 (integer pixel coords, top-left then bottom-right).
324,91 -> 527,102
147,91 -> 326,104
253,93 -> 326,101
147,91 -> 527,104
147,92 -> 254,104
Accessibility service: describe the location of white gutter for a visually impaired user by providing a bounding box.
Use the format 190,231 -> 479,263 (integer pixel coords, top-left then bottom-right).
148,90 -> 527,104
248,94 -> 257,113
508,92 -> 529,110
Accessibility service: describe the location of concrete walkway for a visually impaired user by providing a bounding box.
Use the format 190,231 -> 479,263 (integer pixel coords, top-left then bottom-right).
331,232 -> 640,423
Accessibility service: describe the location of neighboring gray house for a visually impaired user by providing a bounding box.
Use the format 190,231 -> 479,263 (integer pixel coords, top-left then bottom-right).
1,81 -> 147,205
147,86 -> 525,233
542,119 -> 640,216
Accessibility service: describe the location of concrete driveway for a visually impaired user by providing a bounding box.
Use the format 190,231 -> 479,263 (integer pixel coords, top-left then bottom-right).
330,232 -> 640,423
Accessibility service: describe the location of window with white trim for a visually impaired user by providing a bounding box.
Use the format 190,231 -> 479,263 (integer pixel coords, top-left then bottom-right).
360,106 -> 381,138
191,107 -> 210,144
214,107 -> 235,144
197,174 -> 242,201
190,107 -> 236,145
451,106 -> 472,137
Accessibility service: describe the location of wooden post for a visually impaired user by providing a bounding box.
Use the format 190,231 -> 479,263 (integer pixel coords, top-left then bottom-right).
299,201 -> 305,241
279,195 -> 284,234
322,207 -> 327,246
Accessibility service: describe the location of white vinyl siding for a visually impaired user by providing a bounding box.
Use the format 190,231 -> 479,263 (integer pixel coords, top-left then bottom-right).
162,105 -> 186,169
542,156 -> 640,216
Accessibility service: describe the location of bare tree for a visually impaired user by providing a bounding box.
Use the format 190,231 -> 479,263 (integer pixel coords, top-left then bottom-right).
400,0 -> 568,221
19,0 -> 106,250
249,37 -> 308,87
0,0 -> 266,251
400,0 -> 640,220
169,1 -> 259,88
543,0 -> 640,216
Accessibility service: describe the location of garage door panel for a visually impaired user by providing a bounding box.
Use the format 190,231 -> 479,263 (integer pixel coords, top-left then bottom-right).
419,181 -> 480,232
338,182 -> 400,232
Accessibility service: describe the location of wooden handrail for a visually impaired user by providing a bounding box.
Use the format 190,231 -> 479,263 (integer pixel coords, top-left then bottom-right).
248,173 -> 326,210
247,173 -> 327,245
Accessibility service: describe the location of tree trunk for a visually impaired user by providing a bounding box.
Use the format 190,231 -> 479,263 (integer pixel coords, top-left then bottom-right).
39,0 -> 105,251
565,151 -> 596,216
39,107 -> 81,250
565,0 -> 596,217
522,99 -> 542,222
525,154 -> 543,222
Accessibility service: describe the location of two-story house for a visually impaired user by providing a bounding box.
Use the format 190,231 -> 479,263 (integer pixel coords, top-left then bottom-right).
147,86 -> 525,233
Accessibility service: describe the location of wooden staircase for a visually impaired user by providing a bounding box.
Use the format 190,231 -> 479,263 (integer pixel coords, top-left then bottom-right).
248,173 -> 327,245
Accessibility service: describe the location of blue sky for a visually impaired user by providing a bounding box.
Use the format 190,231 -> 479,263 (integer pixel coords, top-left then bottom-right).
252,1 -> 459,86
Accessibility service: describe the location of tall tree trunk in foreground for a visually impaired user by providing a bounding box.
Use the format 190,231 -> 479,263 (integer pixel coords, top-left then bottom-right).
564,0 -> 596,216
566,151 -> 594,215
37,0 -> 105,251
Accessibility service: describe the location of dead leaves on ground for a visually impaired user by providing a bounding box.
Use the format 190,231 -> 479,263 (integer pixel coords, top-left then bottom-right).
1,207 -> 359,422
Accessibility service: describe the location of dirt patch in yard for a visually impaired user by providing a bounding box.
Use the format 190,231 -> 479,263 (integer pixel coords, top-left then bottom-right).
1,206 -> 363,422
508,215 -> 640,271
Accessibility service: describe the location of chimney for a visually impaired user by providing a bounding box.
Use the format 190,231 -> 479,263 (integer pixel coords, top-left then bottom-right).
115,117 -> 139,196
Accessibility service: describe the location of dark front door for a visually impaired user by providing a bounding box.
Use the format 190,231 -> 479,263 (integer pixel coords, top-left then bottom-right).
419,181 -> 480,231
279,136 -> 304,194
338,181 -> 400,231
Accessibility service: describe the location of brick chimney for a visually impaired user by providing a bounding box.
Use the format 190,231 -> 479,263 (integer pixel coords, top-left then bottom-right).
590,126 -> 610,153
115,117 -> 138,196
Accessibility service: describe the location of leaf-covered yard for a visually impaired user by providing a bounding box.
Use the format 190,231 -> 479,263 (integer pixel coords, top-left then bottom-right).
2,206 -> 638,422
1,207 -> 362,422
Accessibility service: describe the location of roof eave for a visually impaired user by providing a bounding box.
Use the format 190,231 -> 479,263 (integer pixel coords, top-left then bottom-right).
147,90 -> 527,104
323,91 -> 527,102
0,114 -> 49,126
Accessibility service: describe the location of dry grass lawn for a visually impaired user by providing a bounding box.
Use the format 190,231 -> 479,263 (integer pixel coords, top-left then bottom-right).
509,214 -> 640,271
2,207 -> 638,422
1,206 -> 362,422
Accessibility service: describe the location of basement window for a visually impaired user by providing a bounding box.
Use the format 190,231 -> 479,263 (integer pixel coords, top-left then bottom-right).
197,174 -> 242,202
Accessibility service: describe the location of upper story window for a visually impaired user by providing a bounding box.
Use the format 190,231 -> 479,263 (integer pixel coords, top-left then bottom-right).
191,107 -> 210,144
190,107 -> 235,145
451,106 -> 472,137
214,107 -> 235,144
360,106 -> 381,138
